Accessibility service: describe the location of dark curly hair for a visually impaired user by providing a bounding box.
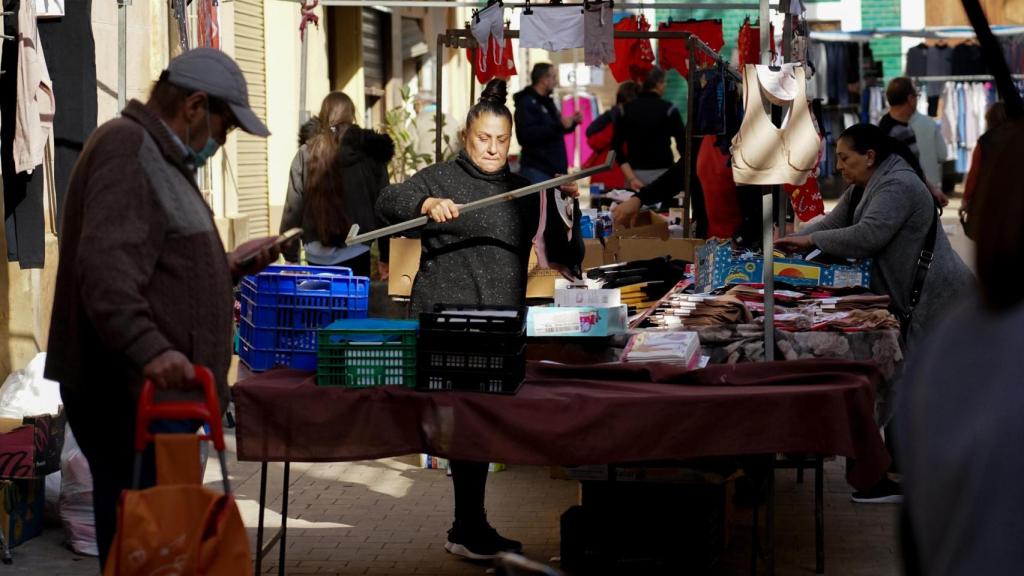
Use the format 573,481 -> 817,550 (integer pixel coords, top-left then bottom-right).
465,79 -> 511,130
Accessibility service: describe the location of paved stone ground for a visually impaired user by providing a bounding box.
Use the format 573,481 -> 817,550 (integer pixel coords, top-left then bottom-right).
9,428 -> 900,575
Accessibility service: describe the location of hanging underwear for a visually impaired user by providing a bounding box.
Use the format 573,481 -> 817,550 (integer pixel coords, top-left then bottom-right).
656,20 -> 724,78
470,3 -> 505,72
583,3 -> 615,67
737,21 -> 776,68
520,6 -> 585,52
468,36 -> 517,84
609,15 -> 654,83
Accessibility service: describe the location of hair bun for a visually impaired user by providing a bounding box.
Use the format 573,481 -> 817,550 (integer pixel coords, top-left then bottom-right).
479,79 -> 508,107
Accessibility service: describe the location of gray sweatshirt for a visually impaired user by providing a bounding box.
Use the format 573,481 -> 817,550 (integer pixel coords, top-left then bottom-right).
799,154 -> 974,349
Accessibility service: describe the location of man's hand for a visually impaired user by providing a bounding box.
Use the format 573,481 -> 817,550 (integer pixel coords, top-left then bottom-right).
613,196 -> 642,228
143,350 -> 196,390
421,198 -> 460,223
229,236 -> 282,279
561,112 -> 582,130
774,235 -> 814,254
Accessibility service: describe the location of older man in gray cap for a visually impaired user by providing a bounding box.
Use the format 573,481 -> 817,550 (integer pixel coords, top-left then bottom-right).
46,48 -> 282,568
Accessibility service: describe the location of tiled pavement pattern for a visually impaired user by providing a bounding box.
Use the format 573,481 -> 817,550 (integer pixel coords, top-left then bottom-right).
13,429 -> 900,576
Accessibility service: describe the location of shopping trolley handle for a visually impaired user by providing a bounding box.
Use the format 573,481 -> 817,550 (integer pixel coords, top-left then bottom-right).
135,365 -> 226,453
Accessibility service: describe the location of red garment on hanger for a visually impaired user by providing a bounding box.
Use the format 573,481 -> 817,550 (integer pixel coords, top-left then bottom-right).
657,20 -> 724,78
584,119 -> 626,190
198,0 -> 221,49
468,36 -> 517,84
609,15 -> 654,83
784,177 -> 825,222
696,136 -> 741,239
737,21 -> 775,68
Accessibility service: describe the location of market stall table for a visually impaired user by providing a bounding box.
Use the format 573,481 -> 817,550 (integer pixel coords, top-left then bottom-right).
234,358 -> 889,575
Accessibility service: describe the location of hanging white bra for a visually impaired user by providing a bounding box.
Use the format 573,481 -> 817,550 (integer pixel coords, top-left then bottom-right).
731,64 -> 821,186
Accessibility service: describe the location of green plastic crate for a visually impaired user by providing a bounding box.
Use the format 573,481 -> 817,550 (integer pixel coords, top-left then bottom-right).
317,319 -> 418,387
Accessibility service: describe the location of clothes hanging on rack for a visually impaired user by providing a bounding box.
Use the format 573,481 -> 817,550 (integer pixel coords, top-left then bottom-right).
804,42 -> 827,101
38,0 -> 96,232
609,14 -> 653,83
860,85 -> 885,126
731,64 -> 820,186
656,19 -> 724,79
471,3 -> 504,70
696,134 -> 740,239
562,94 -> 596,168
468,35 -> 516,84
583,2 -> 614,67
736,19 -> 774,68
937,81 -> 1004,175
197,0 -> 220,49
13,0 -> 53,175
519,6 -> 584,52
952,42 -> 986,76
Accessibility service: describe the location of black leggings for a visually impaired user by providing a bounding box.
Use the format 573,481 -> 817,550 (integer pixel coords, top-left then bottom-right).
450,459 -> 489,522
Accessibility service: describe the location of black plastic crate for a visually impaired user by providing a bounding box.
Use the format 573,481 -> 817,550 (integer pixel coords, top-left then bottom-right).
417,343 -> 526,394
416,305 -> 527,394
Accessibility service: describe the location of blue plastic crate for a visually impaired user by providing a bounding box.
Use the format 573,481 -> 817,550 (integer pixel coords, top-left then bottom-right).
238,334 -> 317,372
239,292 -> 367,330
241,265 -> 368,300
238,319 -> 320,351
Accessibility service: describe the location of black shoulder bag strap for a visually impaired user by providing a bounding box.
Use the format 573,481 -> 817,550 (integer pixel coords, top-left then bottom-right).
902,201 -> 940,338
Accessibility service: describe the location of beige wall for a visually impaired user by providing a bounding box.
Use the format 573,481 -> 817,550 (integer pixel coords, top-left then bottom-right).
264,1 -> 331,230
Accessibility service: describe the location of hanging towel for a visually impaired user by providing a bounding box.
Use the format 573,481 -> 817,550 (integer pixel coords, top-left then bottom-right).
14,0 -> 55,175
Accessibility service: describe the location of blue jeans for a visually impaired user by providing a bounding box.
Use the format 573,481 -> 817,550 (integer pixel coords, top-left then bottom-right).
519,165 -> 554,185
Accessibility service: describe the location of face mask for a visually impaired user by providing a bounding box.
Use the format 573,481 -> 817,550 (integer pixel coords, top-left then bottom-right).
188,103 -> 221,168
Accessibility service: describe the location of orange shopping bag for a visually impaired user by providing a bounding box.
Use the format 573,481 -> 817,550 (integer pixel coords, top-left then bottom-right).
104,366 -> 251,576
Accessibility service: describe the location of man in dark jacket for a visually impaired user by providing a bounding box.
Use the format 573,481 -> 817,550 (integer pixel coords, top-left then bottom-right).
45,48 -> 281,569
513,63 -> 582,183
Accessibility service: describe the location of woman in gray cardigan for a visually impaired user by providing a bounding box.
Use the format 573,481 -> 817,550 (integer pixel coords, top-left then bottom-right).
775,123 -> 974,350
776,123 -> 974,503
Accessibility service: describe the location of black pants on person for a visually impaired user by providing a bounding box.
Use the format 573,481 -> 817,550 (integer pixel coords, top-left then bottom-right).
61,384 -> 198,569
450,459 -> 490,523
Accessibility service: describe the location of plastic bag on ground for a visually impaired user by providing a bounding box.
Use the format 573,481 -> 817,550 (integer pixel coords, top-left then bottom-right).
0,353 -> 62,419
59,427 -> 97,556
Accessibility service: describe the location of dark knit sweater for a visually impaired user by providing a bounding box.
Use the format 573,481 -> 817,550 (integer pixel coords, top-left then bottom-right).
45,100 -> 235,404
376,153 -> 543,313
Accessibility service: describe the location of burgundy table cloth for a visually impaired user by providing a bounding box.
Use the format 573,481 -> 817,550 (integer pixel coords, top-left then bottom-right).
233,359 -> 890,490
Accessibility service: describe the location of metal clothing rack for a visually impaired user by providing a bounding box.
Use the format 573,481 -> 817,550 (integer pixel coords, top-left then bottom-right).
911,74 -> 1024,82
282,0 -> 775,9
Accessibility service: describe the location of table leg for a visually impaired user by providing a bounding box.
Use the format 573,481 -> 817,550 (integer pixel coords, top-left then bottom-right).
255,462 -> 268,576
815,455 -> 825,574
766,467 -> 776,576
278,462 -> 291,576
751,498 -> 759,576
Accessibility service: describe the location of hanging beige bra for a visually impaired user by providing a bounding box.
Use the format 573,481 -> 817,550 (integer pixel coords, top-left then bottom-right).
731,64 -> 820,186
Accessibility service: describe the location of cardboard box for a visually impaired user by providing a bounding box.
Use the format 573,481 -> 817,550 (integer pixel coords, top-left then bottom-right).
526,305 -> 628,337
696,240 -> 871,292
387,237 -> 421,298
554,287 -> 621,308
389,238 -> 603,300
603,237 -> 706,265
612,210 -> 669,240
0,478 -> 44,548
0,410 -> 66,479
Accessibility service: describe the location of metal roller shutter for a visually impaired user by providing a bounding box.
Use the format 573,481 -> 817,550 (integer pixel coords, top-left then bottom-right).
233,0 -> 269,237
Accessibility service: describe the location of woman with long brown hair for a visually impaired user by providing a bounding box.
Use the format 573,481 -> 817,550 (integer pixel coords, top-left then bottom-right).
281,91 -> 394,276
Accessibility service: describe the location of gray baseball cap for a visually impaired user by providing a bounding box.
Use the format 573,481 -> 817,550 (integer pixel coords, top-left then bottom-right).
166,47 -> 270,137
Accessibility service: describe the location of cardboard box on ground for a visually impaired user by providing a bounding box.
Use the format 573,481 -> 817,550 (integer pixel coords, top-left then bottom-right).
387,211 -> 706,299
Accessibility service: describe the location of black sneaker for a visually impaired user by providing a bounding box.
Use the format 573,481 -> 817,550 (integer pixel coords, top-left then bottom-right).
851,476 -> 903,504
445,518 -> 523,560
